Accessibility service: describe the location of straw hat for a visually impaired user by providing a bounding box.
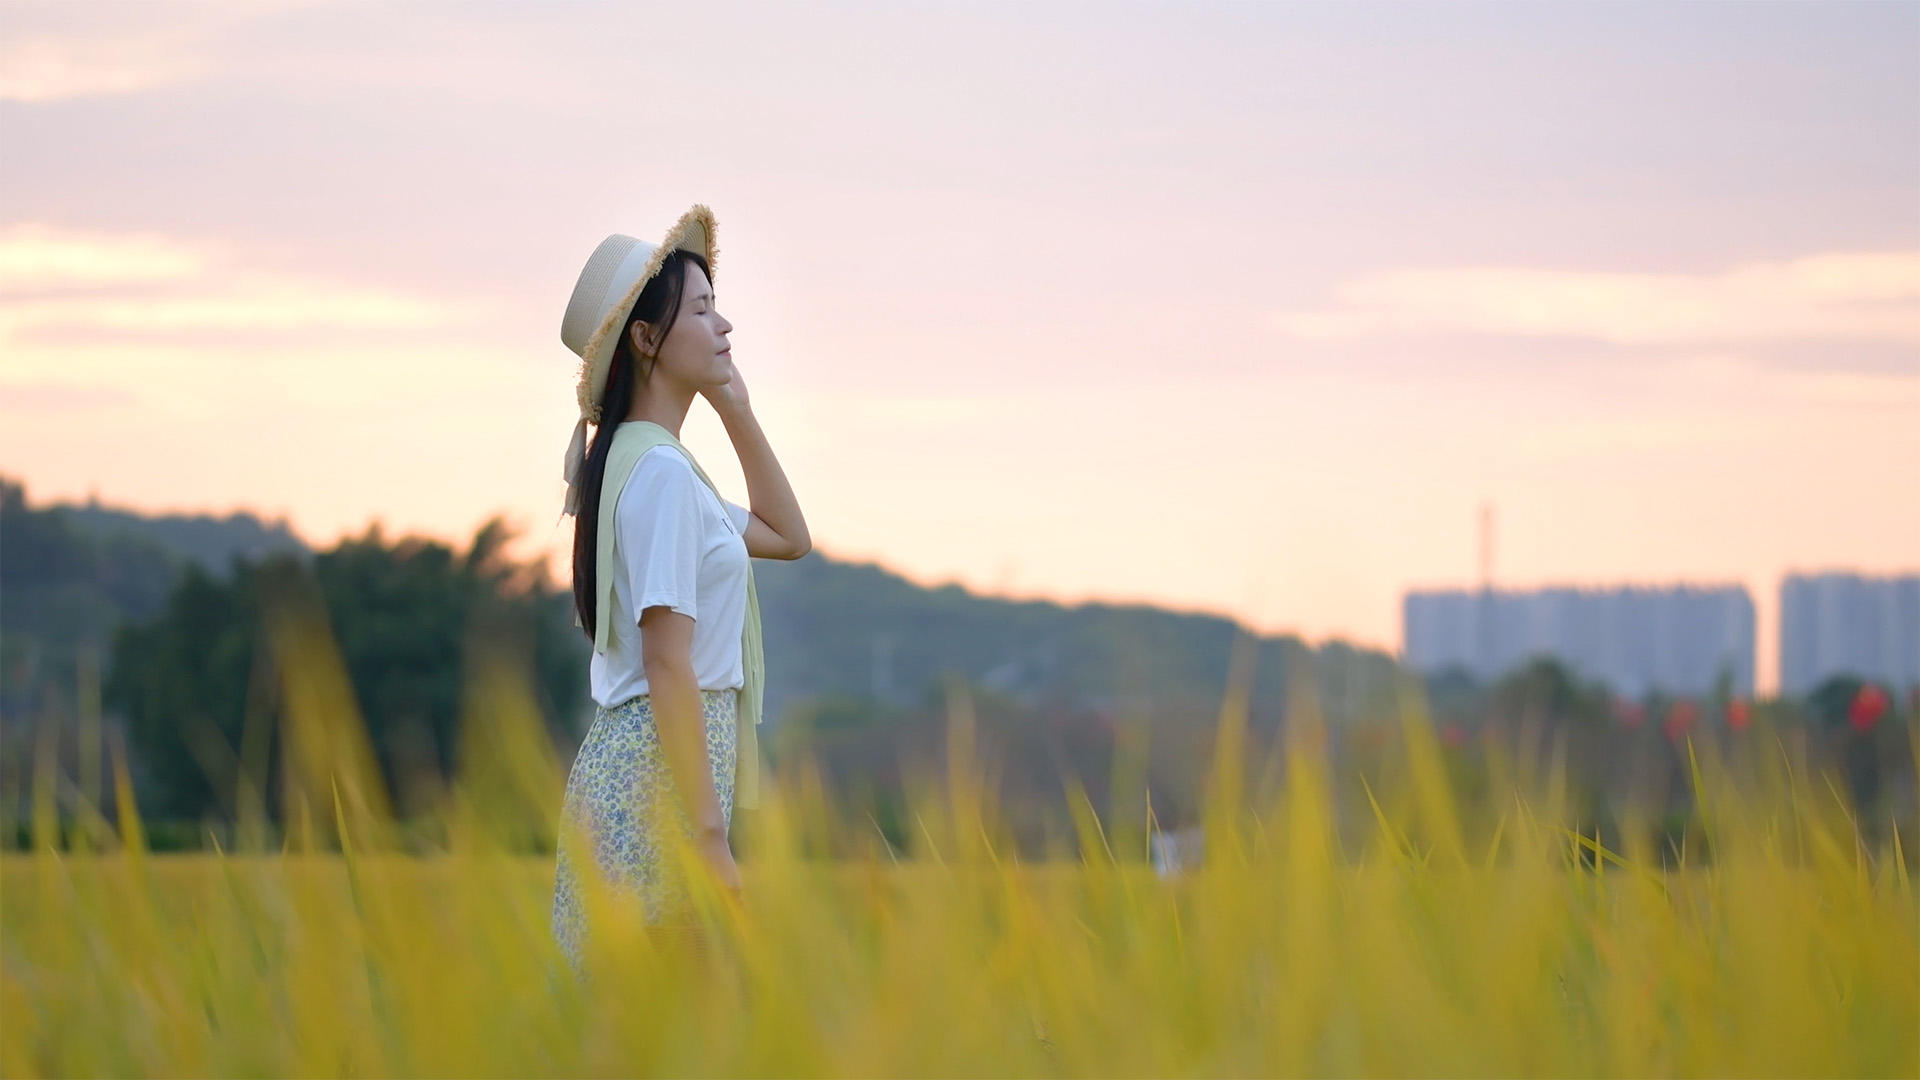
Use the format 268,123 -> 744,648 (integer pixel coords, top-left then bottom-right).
557,203 -> 718,518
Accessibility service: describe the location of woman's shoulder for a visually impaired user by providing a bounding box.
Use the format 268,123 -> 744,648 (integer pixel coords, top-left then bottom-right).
628,443 -> 697,484
617,444 -> 713,516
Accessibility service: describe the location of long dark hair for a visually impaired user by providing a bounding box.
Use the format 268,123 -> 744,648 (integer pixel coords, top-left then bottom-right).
570,249 -> 709,642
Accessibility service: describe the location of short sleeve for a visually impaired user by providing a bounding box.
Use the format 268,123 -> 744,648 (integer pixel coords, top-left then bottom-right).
724,499 -> 750,535
615,450 -> 706,622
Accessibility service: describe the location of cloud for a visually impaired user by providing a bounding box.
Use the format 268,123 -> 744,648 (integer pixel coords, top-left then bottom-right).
0,379 -> 139,413
0,0 -> 233,104
0,0 -> 334,102
0,1 -> 593,109
1632,350 -> 1920,411
0,223 -> 208,289
0,285 -> 455,339
0,222 -> 505,432
0,34 -> 209,102
1269,251 -> 1920,348
0,223 -> 465,351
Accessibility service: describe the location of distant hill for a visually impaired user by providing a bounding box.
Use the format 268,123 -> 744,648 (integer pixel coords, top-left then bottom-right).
2,474 -> 1415,841
746,551 -> 1404,736
1,471 -> 1405,733
61,492 -> 308,578
0,474 -> 309,723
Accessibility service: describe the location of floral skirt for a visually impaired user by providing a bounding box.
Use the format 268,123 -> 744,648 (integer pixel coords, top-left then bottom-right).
550,687 -> 738,971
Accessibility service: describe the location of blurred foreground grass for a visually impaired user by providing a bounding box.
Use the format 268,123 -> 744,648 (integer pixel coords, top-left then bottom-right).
2,610 -> 1916,1077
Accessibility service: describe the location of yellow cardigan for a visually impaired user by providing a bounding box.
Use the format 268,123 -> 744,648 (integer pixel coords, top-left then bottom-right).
589,419 -> 766,809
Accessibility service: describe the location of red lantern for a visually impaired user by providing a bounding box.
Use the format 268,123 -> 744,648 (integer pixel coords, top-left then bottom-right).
1663,700 -> 1699,741
1848,684 -> 1889,734
1727,699 -> 1751,731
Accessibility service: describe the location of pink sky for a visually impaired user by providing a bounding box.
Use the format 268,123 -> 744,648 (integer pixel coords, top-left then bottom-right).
3,0 -> 1916,693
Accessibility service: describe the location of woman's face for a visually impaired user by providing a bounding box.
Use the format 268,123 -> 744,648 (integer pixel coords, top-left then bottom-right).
630,259 -> 732,389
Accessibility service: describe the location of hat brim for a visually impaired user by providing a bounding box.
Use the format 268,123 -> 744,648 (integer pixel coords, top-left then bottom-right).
575,203 -> 719,422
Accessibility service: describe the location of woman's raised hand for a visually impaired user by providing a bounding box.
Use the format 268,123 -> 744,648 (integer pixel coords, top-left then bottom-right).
700,354 -> 750,415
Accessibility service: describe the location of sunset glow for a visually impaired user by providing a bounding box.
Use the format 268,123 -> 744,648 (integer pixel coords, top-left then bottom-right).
3,0 -> 1915,694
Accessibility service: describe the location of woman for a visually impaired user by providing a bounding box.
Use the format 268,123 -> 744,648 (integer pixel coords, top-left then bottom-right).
549,204 -> 810,973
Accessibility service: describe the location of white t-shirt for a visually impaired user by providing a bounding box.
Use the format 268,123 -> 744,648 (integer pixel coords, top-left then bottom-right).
589,444 -> 753,708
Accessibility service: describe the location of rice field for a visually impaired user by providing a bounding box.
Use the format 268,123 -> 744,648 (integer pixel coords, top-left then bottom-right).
3,626 -> 1916,1077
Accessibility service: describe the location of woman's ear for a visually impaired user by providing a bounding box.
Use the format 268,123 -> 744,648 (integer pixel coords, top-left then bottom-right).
629,320 -> 657,354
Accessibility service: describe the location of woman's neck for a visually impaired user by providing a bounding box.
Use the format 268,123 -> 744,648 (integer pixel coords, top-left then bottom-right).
625,381 -> 695,440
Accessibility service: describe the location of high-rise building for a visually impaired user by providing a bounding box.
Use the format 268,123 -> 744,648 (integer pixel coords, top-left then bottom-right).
1778,573 -> 1920,697
1402,584 -> 1756,698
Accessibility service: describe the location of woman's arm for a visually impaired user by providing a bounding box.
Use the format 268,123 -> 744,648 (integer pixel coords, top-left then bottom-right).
706,372 -> 811,560
639,605 -> 734,858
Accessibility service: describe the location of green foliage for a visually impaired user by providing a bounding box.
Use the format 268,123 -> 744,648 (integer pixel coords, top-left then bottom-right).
1808,672 -> 1870,726
0,476 -> 191,723
781,692 -> 912,735
100,517 -> 588,828
102,561 -> 266,822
